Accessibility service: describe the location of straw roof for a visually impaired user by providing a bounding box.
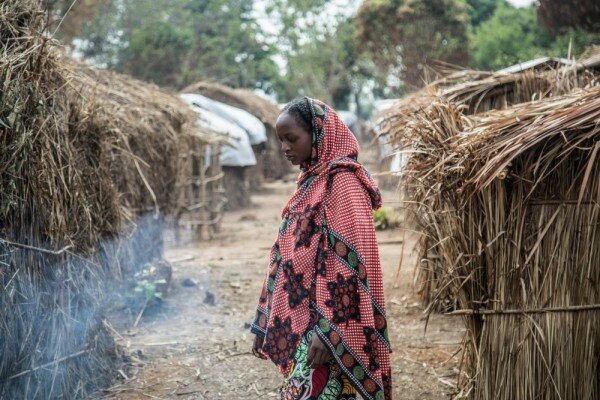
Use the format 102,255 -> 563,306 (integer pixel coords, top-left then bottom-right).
376,49 -> 599,146
63,58 -> 223,217
1,2 -> 119,396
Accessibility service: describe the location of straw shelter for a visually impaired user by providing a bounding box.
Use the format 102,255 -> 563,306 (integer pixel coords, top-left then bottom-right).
182,81 -> 291,182
0,2 -> 222,397
375,52 -> 599,307
398,87 -> 600,399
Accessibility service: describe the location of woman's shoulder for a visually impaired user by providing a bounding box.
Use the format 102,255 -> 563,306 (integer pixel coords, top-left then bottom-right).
328,170 -> 370,202
330,169 -> 360,184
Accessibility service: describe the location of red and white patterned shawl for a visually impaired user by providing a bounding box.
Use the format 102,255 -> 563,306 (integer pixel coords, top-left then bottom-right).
251,98 -> 392,400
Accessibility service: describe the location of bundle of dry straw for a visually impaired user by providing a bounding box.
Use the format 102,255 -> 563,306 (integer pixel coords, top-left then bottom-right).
0,1 -> 222,397
399,87 -> 600,399
66,61 -> 227,243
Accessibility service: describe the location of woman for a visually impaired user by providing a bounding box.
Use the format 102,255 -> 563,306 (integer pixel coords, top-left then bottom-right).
250,97 -> 392,400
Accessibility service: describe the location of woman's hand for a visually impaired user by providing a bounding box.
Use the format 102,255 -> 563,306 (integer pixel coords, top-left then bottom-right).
306,333 -> 331,369
252,334 -> 267,359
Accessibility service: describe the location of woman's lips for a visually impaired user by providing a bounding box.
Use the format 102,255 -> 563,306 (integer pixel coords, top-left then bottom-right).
285,154 -> 295,161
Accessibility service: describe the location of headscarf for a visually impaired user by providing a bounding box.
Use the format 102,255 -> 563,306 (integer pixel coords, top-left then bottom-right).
251,98 -> 392,400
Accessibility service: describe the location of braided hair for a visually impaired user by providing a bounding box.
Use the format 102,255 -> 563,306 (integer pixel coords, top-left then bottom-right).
280,97 -> 313,133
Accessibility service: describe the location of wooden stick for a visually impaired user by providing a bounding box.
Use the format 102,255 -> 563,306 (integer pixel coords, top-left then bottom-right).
199,143 -> 207,240
5,350 -> 88,381
445,304 -> 600,316
133,299 -> 149,328
0,239 -> 73,256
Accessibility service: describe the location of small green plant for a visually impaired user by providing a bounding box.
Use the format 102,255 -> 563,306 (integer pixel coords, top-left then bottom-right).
372,208 -> 399,231
134,279 -> 166,301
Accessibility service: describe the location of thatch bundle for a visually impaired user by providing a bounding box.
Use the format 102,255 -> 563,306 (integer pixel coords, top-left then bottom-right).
376,50 -> 599,145
182,81 -> 291,181
0,1 -> 222,397
1,4 -> 120,397
399,87 -> 600,399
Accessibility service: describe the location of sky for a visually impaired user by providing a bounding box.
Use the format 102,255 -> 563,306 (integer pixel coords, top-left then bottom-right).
507,0 -> 535,7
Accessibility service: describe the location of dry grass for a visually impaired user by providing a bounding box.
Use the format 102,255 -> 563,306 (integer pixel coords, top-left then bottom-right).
398,87 -> 600,399
0,1 -> 223,397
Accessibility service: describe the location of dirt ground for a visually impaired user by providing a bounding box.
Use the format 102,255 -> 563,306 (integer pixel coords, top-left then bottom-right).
101,158 -> 464,399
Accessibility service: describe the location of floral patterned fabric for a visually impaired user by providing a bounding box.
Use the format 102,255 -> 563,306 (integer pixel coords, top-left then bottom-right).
280,328 -> 357,400
251,98 -> 392,400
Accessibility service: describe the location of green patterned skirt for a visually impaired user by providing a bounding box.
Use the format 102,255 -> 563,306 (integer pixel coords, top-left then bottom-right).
279,329 -> 358,400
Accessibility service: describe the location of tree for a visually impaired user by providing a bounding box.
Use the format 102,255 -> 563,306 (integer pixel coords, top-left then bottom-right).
178,0 -> 280,90
121,22 -> 193,87
470,4 -> 599,71
537,0 -> 600,36
49,0 -> 280,91
264,0 -> 373,109
356,0 -> 470,91
469,5 -> 552,70
462,0 -> 507,26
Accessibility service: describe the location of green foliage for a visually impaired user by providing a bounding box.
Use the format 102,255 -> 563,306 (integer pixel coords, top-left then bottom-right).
263,0 -> 373,109
461,0 -> 507,26
122,22 -> 193,87
548,29 -> 600,58
134,279 -> 166,301
470,5 -> 551,70
178,0 -> 280,90
470,4 -> 599,71
356,0 -> 470,91
372,208 -> 399,231
272,17 -> 371,109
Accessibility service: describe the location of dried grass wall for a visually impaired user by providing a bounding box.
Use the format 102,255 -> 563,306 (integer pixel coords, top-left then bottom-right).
0,2 -> 221,397
1,4 -> 120,397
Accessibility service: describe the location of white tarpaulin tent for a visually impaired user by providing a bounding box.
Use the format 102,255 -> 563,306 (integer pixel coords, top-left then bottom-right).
180,94 -> 257,167
180,93 -> 267,145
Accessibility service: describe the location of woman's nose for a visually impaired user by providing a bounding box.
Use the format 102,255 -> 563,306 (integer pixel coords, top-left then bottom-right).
281,141 -> 290,153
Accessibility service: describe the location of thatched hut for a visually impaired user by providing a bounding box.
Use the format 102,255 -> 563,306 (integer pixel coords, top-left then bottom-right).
375,52 -> 600,307
0,2 -> 222,397
182,81 -> 291,182
399,87 -> 600,399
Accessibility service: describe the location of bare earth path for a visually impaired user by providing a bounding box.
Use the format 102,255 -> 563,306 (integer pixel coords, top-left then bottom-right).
102,178 -> 464,399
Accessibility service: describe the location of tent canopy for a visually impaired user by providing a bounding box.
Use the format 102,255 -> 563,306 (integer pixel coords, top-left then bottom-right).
181,93 -> 267,145
180,94 -> 257,167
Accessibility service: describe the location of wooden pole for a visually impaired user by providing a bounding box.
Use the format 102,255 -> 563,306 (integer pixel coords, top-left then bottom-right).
445,304 -> 600,316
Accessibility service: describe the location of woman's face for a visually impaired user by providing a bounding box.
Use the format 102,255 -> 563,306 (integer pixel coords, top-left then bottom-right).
276,111 -> 312,166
